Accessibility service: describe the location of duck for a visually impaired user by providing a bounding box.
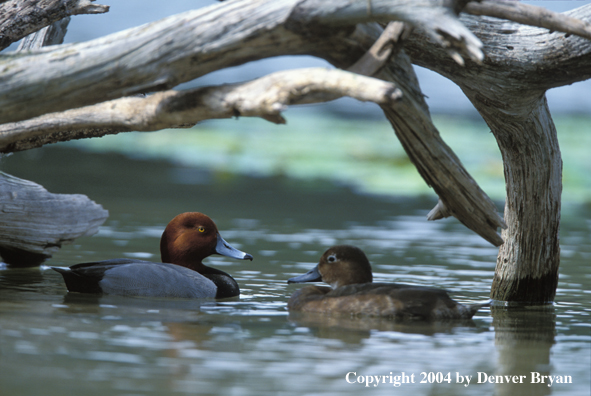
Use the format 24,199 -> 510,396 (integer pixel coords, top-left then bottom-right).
287,245 -> 487,320
51,212 -> 253,299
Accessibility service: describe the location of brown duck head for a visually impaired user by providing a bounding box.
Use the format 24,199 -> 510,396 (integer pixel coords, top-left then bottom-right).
288,245 -> 373,289
159,212 -> 253,272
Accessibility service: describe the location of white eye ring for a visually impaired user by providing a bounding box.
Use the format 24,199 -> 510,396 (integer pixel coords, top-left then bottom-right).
327,254 -> 337,263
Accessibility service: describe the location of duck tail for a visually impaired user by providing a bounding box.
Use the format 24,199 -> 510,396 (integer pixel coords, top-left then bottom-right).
467,300 -> 491,318
50,266 -> 102,294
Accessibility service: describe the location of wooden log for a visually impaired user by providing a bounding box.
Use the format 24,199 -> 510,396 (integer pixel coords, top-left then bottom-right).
0,172 -> 108,267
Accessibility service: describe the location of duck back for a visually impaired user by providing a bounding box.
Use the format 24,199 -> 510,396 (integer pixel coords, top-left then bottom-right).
52,259 -> 218,298
289,283 -> 487,320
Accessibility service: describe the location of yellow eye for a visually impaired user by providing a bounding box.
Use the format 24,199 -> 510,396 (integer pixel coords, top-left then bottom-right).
198,226 -> 205,233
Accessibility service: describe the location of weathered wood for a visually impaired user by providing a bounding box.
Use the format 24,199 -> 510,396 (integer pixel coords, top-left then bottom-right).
16,17 -> 71,51
0,2 -> 506,244
339,22 -> 506,246
347,22 -> 409,76
465,0 -> 591,41
403,4 -> 591,302
487,98 -> 561,303
1,0 -> 585,126
0,68 -> 402,152
0,0 -> 109,51
288,0 -> 483,64
0,0 -> 486,125
0,172 -> 108,266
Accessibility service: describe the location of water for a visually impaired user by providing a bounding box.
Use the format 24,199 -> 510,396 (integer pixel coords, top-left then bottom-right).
1,146 -> 590,396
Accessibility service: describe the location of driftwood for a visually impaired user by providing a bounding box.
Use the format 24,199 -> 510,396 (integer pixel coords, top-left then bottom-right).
0,0 -> 506,246
464,1 -> 591,41
0,0 -> 486,125
0,0 -> 109,51
0,68 -> 402,151
0,172 -> 108,266
1,0 -> 590,302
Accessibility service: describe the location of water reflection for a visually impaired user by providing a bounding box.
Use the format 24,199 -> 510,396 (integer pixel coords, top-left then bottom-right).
288,311 -> 483,342
0,267 -> 45,291
491,305 -> 556,396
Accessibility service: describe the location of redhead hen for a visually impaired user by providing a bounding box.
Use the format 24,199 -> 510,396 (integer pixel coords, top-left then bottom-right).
52,212 -> 252,299
288,245 -> 487,320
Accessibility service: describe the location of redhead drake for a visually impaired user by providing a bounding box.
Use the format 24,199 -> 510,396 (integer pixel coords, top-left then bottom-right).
288,245 -> 487,320
52,212 -> 252,299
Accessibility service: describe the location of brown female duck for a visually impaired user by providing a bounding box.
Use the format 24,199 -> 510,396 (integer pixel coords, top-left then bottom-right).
288,245 -> 487,320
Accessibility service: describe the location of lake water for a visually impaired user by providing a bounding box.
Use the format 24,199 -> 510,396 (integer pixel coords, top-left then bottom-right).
0,146 -> 590,396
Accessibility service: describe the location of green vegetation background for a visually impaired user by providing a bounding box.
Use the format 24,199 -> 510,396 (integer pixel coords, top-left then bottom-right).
67,109 -> 591,204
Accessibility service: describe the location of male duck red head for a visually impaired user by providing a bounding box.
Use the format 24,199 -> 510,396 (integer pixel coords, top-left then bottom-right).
288,245 -> 487,320
52,212 -> 253,299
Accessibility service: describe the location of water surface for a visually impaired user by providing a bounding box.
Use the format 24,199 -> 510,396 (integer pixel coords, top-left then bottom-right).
0,147 -> 589,396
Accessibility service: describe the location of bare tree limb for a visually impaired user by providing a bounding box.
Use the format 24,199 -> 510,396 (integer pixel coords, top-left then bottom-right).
342,21 -> 502,239
427,199 -> 452,221
288,0 -> 484,64
0,0 -> 109,51
344,23 -> 507,246
407,4 -> 591,96
0,0 -> 482,125
465,0 -> 591,41
347,21 -> 410,76
3,0 -> 588,127
0,68 -> 402,152
16,17 -> 71,51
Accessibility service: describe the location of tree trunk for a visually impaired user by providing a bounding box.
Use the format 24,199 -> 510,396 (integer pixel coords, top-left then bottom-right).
403,5 -> 591,303
473,95 -> 562,303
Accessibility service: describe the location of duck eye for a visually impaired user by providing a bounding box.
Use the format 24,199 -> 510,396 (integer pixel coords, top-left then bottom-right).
327,254 -> 337,263
198,226 -> 205,233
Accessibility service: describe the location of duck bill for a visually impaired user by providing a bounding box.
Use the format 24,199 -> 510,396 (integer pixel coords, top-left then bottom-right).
288,265 -> 322,283
215,233 -> 253,261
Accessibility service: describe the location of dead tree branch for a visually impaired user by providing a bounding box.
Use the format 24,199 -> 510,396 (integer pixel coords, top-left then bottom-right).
0,0 -> 482,125
347,21 -> 410,76
0,0 -> 109,51
465,0 -> 591,41
0,68 -> 402,152
1,0 -> 589,294
16,17 -> 71,51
